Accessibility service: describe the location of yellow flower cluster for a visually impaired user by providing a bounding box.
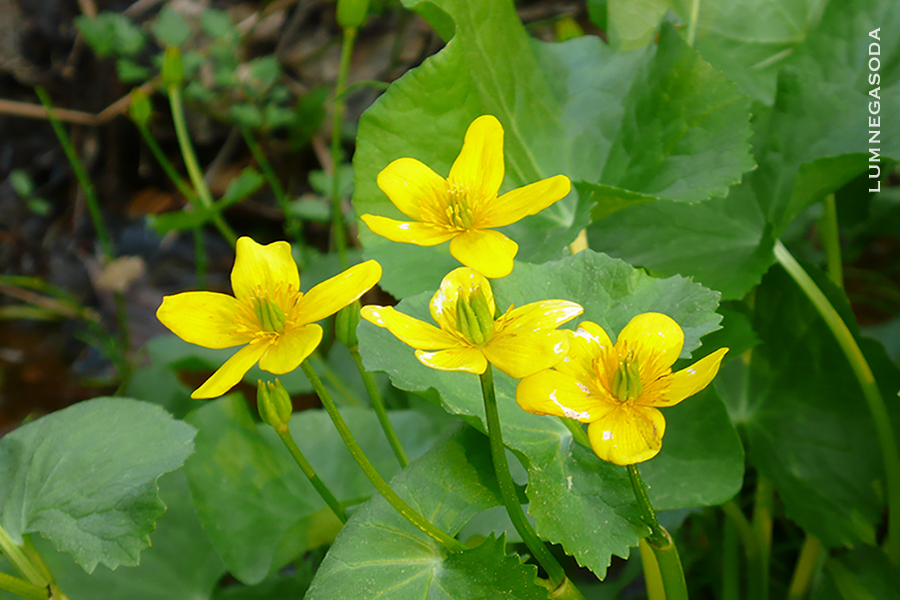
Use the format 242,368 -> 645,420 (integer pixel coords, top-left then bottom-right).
157,115 -> 727,465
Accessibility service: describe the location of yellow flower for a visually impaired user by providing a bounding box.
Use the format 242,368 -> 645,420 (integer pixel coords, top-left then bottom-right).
360,115 -> 571,279
157,237 -> 382,399
516,313 -> 728,466
361,267 -> 583,379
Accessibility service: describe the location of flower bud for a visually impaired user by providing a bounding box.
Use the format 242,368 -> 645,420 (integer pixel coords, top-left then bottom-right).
335,300 -> 361,348
257,379 -> 292,431
161,45 -> 183,88
128,88 -> 152,127
337,0 -> 370,29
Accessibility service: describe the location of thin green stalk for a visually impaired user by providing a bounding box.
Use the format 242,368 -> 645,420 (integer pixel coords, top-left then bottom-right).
329,26 -> 358,269
787,535 -> 822,600
687,0 -> 701,47
301,360 -> 465,552
274,425 -> 347,523
0,572 -> 46,600
774,240 -> 900,564
752,475 -> 773,600
479,366 -> 574,593
308,354 -> 362,407
167,84 -> 237,248
348,346 -> 409,467
35,86 -> 113,260
242,129 -> 301,242
559,417 -> 590,448
628,464 -> 689,600
721,517 -> 739,600
722,501 -> 765,600
639,538 -> 666,600
0,524 -> 47,588
22,538 -> 53,587
819,195 -> 843,289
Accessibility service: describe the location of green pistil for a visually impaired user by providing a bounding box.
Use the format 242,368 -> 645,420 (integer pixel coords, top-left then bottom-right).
455,287 -> 494,344
612,349 -> 642,401
445,185 -> 475,229
253,297 -> 287,333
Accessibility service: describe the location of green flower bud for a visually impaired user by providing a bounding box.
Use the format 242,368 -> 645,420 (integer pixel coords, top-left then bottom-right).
128,88 -> 152,127
257,379 -> 292,430
335,300 -> 361,349
337,0 -> 370,29
161,45 -> 183,88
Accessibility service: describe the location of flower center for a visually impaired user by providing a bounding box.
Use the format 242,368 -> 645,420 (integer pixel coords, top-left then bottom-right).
445,184 -> 477,229
237,283 -> 301,337
610,348 -> 643,402
252,297 -> 287,333
455,285 -> 495,345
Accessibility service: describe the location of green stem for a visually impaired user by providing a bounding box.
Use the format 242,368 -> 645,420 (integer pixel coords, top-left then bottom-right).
774,239 -> 900,564
721,517 -> 739,600
687,0 -> 701,47
21,538 -> 53,586
819,195 -> 843,290
329,26 -> 357,269
628,464 -> 689,600
559,417 -> 590,448
787,535 -> 822,600
273,425 -> 347,523
349,346 -> 409,468
0,572 -> 46,600
639,538 -> 666,600
167,84 -> 237,248
308,354 -> 362,407
35,86 -> 113,260
241,129 -> 301,242
722,501 -> 765,600
301,360 -> 465,552
479,366 -> 571,591
0,524 -> 47,587
752,475 -> 773,600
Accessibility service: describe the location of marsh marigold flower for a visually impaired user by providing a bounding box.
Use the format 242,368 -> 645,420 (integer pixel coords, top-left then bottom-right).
361,267 -> 582,379
516,313 -> 728,466
157,237 -> 381,399
360,115 -> 571,279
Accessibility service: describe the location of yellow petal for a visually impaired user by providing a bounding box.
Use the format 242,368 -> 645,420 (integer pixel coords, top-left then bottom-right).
480,175 -> 571,228
361,305 -> 459,349
258,324 -> 323,374
231,237 -> 300,301
361,214 -> 457,246
448,115 -> 505,200
617,312 -> 684,371
555,321 -> 612,380
498,300 -> 584,335
656,347 -> 729,407
294,260 -> 382,324
191,341 -> 270,399
377,157 -> 448,221
415,346 -> 487,374
429,267 -> 495,333
587,405 -> 666,466
449,229 -> 518,278
515,369 -> 602,421
484,330 -> 570,379
157,291 -> 251,349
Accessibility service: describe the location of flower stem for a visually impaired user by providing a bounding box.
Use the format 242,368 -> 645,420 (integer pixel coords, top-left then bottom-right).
329,26 -> 357,270
818,195 -> 843,289
272,423 -> 347,523
348,346 -> 409,468
166,83 -> 237,248
774,239 -> 900,564
559,416 -> 590,448
0,572 -> 46,600
687,0 -> 701,47
722,501 -> 765,600
35,86 -> 113,261
752,475 -> 773,600
787,535 -> 822,600
0,523 -> 47,588
478,366 -> 573,592
301,360 -> 465,552
241,128 -> 301,242
638,538 -> 666,600
721,517 -> 740,600
627,464 -> 689,600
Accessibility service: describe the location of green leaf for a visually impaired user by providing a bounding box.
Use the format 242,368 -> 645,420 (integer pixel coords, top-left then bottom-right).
151,6 -> 192,47
0,398 -> 196,572
183,397 -> 455,584
606,0 -> 678,50
287,197 -> 331,223
726,266 -> 900,548
220,167 -> 265,205
115,58 -> 151,83
355,0 -> 753,298
35,472 -> 225,600
310,165 -> 354,199
248,56 -> 281,91
77,12 -> 146,58
230,104 -> 264,129
812,546 -> 900,600
201,9 -> 238,42
588,182 -> 776,300
306,427 -> 548,600
358,251 -> 742,577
